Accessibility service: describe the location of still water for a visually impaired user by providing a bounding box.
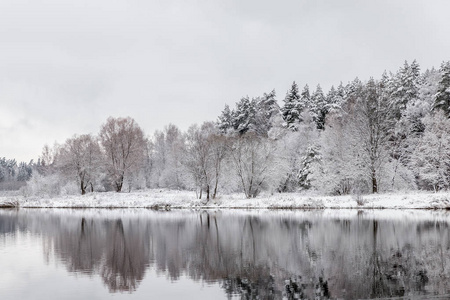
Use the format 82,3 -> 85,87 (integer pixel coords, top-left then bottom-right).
1,209 -> 450,299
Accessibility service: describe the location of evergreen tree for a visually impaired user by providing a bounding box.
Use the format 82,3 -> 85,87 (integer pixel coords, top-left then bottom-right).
255,90 -> 279,136
297,146 -> 319,190
391,60 -> 421,119
281,81 -> 301,130
310,84 -> 327,130
300,84 -> 311,111
326,85 -> 343,113
217,104 -> 234,133
433,61 -> 450,117
259,89 -> 278,120
0,166 -> 5,183
17,162 -> 33,182
219,90 -> 279,137
232,96 -> 259,134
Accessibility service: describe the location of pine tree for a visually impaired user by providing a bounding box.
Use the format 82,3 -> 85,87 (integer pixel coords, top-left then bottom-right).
391,60 -> 421,119
255,90 -> 279,136
217,104 -> 234,134
281,81 -> 301,130
310,84 -> 327,129
300,84 -> 310,111
433,61 -> 450,117
219,91 -> 279,137
259,89 -> 278,120
326,85 -> 343,112
17,162 -> 32,181
297,146 -> 319,190
232,96 -> 258,134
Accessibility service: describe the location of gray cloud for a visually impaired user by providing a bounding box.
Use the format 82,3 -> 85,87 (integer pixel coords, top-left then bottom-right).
1,0 -> 450,161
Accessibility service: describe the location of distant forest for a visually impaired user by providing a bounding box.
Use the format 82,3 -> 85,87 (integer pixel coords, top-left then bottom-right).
2,60 -> 450,198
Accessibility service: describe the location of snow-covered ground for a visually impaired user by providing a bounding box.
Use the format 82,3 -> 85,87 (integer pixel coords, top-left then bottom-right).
0,189 -> 449,209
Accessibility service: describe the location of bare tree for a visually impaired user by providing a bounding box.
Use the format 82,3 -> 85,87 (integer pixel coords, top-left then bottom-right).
99,117 -> 146,192
341,79 -> 395,193
38,143 -> 59,175
210,132 -> 228,199
229,133 -> 277,198
148,124 -> 185,189
183,124 -> 209,199
57,134 -> 103,195
183,122 -> 228,200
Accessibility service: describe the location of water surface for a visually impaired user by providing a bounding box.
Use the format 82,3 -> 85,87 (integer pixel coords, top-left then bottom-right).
1,209 -> 450,299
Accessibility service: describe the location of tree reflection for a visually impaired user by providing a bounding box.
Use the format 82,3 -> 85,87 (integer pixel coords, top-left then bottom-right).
41,214 -> 150,292
100,219 -> 149,292
1,209 -> 450,299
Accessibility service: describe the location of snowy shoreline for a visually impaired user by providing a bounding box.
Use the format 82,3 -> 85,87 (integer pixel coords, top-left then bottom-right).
0,189 -> 450,209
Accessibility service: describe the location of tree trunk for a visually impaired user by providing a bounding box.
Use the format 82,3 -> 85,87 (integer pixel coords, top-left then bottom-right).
213,176 -> 219,199
213,184 -> 218,199
115,174 -> 124,192
81,180 -> 86,195
372,170 -> 378,193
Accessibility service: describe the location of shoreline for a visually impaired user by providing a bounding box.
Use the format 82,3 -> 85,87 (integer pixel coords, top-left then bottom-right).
1,189 -> 450,210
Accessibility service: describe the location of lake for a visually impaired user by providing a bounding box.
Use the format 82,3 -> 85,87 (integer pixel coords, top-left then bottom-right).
1,209 -> 450,299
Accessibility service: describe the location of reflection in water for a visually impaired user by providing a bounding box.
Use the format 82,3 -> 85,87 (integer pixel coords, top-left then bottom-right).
1,209 -> 450,299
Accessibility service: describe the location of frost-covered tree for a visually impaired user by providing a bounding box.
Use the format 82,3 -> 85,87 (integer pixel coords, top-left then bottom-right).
297,145 -> 320,190
217,104 -> 234,134
311,111 -> 366,195
276,111 -> 319,192
57,134 -> 104,195
0,158 -> 19,190
397,68 -> 439,136
314,79 -> 397,194
281,82 -> 301,130
433,61 -> 450,117
309,84 -> 328,130
300,84 -> 311,110
325,85 -> 344,113
183,122 -> 227,200
37,144 -> 58,175
16,161 -> 33,182
148,124 -> 186,189
148,130 -> 165,187
209,132 -> 228,198
391,60 -> 421,119
259,90 -> 278,118
349,79 -> 396,193
0,158 -> 17,182
254,89 -> 280,136
232,96 -> 257,134
229,133 -> 278,198
411,111 -> 450,191
0,167 -> 6,184
183,123 -> 215,199
99,117 -> 146,192
218,90 -> 279,137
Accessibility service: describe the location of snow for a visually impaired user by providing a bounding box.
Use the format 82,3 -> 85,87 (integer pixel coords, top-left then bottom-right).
0,189 -> 449,209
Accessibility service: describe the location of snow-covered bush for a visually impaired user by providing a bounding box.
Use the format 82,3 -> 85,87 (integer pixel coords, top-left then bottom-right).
21,173 -> 68,197
379,160 -> 417,192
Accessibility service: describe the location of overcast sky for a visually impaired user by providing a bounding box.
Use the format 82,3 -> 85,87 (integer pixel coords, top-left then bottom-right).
1,0 -> 450,162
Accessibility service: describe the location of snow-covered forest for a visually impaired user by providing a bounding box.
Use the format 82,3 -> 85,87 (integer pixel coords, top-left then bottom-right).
3,60 -> 450,199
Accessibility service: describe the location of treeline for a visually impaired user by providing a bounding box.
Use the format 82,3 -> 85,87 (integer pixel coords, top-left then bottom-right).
0,158 -> 34,190
11,60 -> 450,198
